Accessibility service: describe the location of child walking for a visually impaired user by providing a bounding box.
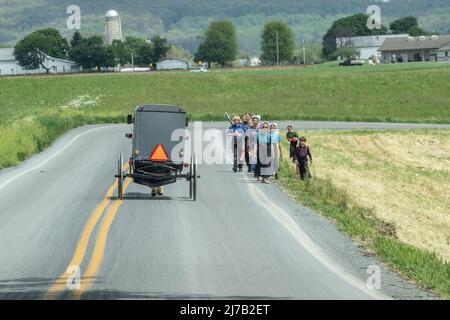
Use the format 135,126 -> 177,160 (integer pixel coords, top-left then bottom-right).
294,137 -> 312,181
286,125 -> 300,175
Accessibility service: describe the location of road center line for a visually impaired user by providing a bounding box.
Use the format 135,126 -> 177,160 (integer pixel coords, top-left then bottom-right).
71,178 -> 132,299
45,164 -> 129,299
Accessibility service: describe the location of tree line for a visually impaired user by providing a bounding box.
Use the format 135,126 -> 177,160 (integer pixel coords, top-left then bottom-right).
13,21 -> 299,71
14,28 -> 170,72
194,20 -> 298,67
12,14 -> 433,71
192,14 -> 434,66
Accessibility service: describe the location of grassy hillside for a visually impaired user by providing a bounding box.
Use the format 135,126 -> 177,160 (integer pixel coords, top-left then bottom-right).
1,0 -> 449,53
0,62 -> 450,168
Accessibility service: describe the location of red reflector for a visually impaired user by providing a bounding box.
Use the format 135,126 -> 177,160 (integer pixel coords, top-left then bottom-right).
150,144 -> 170,162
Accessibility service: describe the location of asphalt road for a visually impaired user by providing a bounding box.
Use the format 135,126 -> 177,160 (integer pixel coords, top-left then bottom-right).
0,122 -> 443,300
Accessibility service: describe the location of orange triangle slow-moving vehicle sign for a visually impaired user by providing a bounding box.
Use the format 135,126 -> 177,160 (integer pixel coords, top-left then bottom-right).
150,144 -> 170,162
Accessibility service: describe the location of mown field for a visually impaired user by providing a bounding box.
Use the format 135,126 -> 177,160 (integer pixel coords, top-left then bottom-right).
2,62 -> 450,123
279,129 -> 450,298
1,62 -> 450,169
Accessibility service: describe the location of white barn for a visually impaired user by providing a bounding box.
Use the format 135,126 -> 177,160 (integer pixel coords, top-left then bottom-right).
336,34 -> 409,60
156,59 -> 189,70
0,48 -> 80,76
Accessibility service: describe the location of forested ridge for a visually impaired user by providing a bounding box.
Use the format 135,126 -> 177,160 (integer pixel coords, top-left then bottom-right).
1,0 -> 449,53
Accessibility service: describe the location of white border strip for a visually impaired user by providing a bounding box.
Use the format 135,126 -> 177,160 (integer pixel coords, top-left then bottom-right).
245,176 -> 391,300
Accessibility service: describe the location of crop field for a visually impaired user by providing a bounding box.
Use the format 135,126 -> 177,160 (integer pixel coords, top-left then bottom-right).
279,129 -> 450,297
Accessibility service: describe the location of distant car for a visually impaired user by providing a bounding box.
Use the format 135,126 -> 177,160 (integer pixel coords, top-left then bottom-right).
339,59 -> 365,67
191,67 -> 208,73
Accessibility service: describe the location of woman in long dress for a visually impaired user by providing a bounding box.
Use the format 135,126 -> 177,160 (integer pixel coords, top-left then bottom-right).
255,122 -> 274,184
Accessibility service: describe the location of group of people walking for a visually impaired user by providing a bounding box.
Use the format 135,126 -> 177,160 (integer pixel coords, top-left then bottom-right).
227,114 -> 313,183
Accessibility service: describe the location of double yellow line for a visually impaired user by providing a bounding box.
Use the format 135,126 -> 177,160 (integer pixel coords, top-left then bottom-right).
46,165 -> 131,300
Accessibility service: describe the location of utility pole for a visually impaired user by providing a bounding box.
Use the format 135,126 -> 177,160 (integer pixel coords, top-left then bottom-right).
131,52 -> 134,71
302,38 -> 306,68
276,31 -> 279,66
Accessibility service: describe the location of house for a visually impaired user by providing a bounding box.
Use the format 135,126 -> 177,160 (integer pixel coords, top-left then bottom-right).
0,48 -> 80,76
336,34 -> 408,60
156,59 -> 189,70
379,35 -> 450,63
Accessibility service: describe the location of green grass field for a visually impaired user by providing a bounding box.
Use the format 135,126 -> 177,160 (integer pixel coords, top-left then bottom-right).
1,62 -> 450,168
2,61 -> 450,123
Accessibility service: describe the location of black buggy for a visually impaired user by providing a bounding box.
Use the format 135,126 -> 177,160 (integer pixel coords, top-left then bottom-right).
116,105 -> 199,200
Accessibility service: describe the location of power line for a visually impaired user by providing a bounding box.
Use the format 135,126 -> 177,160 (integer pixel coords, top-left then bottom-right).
303,38 -> 306,68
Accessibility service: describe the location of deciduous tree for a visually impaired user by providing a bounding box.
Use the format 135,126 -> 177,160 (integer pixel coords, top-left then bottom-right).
390,16 -> 429,36
195,20 -> 238,67
14,28 -> 69,73
261,21 -> 294,65
70,36 -> 115,70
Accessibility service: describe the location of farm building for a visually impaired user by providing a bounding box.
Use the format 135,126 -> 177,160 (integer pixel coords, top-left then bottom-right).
379,35 -> 450,63
105,10 -> 123,45
0,48 -> 80,76
156,59 -> 189,70
336,34 -> 408,60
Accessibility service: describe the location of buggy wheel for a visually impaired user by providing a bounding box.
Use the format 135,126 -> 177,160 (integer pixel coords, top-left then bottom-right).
193,153 -> 198,202
189,156 -> 193,199
117,153 -> 124,200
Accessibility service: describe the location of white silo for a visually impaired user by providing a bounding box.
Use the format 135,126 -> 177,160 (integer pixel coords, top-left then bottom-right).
105,10 -> 123,45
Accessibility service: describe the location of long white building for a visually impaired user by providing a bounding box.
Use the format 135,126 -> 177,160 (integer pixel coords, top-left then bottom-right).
380,35 -> 450,63
156,59 -> 189,70
0,48 -> 80,76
